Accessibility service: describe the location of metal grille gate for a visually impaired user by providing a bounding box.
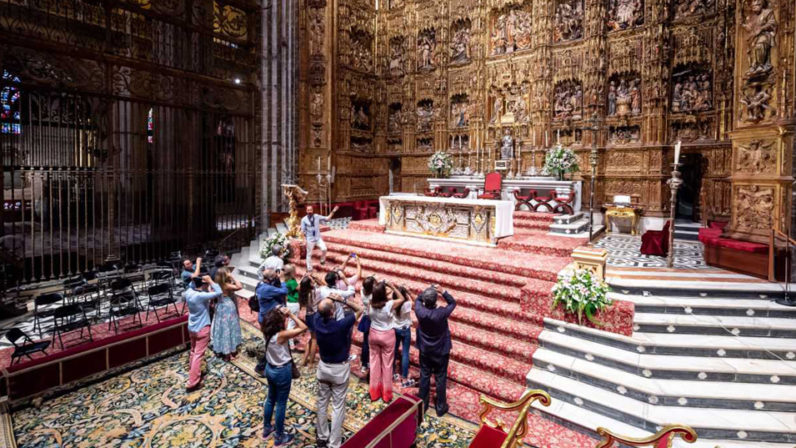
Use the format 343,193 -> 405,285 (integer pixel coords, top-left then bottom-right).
0,0 -> 260,285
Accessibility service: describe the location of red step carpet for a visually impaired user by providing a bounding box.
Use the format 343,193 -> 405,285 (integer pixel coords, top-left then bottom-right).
281,212 -> 598,447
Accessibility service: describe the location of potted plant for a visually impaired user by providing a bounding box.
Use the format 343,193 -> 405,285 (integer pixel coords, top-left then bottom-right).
543,144 -> 580,181
260,232 -> 290,260
551,268 -> 611,326
428,151 -> 453,178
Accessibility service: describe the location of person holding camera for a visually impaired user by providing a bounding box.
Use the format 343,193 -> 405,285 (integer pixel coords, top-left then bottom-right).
261,306 -> 307,446
181,257 -> 202,288
415,285 -> 456,417
314,293 -> 363,448
300,205 -> 339,272
368,280 -> 407,403
260,245 -> 284,278
211,267 -> 243,361
255,268 -> 289,375
298,273 -> 325,368
183,274 -> 223,391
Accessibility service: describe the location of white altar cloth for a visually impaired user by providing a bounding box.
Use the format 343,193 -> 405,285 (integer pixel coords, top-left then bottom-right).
427,177 -> 582,213
378,195 -> 514,244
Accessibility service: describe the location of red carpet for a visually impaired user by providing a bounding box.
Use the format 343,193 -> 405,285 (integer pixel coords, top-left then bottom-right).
0,308 -> 186,371
278,215 -> 596,447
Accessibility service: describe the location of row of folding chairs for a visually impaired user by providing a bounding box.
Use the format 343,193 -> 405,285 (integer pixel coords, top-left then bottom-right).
31,268 -> 184,339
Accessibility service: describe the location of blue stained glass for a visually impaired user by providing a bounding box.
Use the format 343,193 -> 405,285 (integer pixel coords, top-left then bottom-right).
1,70 -> 21,135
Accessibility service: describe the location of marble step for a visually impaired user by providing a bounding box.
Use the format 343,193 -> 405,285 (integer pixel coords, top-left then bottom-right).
633,312 -> 796,338
544,319 -> 796,360
526,367 -> 796,443
539,320 -> 796,384
532,347 -> 796,412
615,293 -> 796,318
553,212 -> 584,225
607,277 -> 791,299
549,218 -> 590,235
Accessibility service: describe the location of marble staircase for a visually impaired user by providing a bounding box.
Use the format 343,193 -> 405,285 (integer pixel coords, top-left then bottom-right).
527,280 -> 796,447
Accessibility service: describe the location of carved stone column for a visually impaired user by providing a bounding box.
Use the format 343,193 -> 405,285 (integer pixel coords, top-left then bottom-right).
728,0 -> 795,242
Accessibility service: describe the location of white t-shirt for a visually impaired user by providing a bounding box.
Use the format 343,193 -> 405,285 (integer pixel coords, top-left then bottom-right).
394,301 -> 412,329
360,291 -> 371,316
369,299 -> 395,331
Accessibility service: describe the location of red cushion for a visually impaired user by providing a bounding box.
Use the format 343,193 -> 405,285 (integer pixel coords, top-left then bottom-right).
698,228 -> 722,245
469,425 -> 508,448
709,220 -> 729,230
715,238 -> 768,253
478,193 -> 498,200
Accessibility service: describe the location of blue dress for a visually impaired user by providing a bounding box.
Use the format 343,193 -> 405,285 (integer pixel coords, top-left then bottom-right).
211,295 -> 242,355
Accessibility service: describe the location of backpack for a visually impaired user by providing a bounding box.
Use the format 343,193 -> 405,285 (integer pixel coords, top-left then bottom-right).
249,283 -> 261,312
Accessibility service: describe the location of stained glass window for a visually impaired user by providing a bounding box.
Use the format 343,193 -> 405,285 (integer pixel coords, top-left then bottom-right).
1,70 -> 21,135
147,107 -> 154,143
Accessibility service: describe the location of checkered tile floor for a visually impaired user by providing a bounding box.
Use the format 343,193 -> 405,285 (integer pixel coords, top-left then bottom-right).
594,234 -> 708,269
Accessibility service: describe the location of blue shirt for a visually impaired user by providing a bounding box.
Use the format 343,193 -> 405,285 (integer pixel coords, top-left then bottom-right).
301,214 -> 328,243
314,313 -> 356,363
256,281 -> 288,323
414,291 -> 456,357
184,283 -> 222,332
181,267 -> 194,288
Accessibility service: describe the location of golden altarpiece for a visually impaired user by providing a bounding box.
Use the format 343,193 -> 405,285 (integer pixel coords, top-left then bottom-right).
298,0 -> 795,242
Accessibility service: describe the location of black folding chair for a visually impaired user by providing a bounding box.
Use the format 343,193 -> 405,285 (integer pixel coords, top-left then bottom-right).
32,292 -> 65,338
108,291 -> 143,333
145,283 -> 181,322
6,328 -> 50,364
52,304 -> 93,349
73,282 -> 102,319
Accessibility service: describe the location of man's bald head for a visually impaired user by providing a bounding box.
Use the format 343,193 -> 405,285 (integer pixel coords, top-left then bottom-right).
318,298 -> 335,319
262,268 -> 276,280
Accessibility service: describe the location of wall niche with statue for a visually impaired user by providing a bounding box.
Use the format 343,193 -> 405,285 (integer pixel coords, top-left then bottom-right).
671,65 -> 713,114
607,72 -> 642,117
450,18 -> 472,65
489,3 -> 533,56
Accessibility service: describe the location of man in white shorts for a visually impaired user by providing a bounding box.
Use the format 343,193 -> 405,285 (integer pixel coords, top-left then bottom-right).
300,205 -> 339,272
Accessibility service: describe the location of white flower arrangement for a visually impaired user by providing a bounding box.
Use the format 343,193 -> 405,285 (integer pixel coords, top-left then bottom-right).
428,151 -> 453,178
543,144 -> 580,180
551,268 -> 611,326
260,232 -> 289,259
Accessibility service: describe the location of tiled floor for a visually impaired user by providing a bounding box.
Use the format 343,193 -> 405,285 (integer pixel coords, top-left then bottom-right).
594,233 -> 708,269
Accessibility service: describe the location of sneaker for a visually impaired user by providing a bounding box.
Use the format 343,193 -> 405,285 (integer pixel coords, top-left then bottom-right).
402,379 -> 416,388
393,373 -> 401,382
348,354 -> 357,362
316,439 -> 328,448
262,425 -> 274,439
274,433 -> 294,446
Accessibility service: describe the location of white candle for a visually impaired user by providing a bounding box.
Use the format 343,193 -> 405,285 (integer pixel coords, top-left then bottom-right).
674,140 -> 681,165
532,129 -> 536,147
327,154 -> 331,171
545,130 -> 549,147
557,129 -> 560,144
317,156 -> 321,172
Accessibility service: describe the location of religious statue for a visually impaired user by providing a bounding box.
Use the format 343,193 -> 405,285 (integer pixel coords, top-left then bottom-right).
388,106 -> 403,134
740,86 -> 772,121
500,129 -> 514,160
308,9 -> 325,56
607,0 -> 643,31
389,37 -> 405,77
615,79 -> 631,116
554,80 -> 583,120
282,184 -> 308,238
450,25 -> 471,64
630,79 -> 641,115
417,101 -> 433,133
675,0 -> 715,18
671,70 -> 712,113
512,97 -> 529,123
451,101 -> 470,127
491,8 -> 533,55
607,81 -> 617,115
352,104 -> 370,130
310,91 -> 323,121
417,29 -> 436,70
485,97 -> 501,124
553,0 -> 584,43
742,0 -> 776,76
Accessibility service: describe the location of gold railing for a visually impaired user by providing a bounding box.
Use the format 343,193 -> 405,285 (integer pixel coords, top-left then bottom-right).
768,228 -> 796,282
477,389 -> 551,448
596,425 -> 697,447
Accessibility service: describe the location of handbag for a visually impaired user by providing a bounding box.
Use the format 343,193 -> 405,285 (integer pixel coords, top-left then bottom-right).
249,283 -> 261,312
357,314 -> 371,333
265,331 -> 301,380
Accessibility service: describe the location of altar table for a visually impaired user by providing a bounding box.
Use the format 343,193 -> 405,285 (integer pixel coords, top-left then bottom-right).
427,177 -> 582,213
379,195 -> 514,245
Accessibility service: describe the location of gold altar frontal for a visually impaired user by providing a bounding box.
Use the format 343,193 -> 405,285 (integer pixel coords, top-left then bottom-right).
381,197 -> 507,246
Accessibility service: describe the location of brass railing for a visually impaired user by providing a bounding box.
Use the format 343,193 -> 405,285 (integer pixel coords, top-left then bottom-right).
768,228 -> 795,282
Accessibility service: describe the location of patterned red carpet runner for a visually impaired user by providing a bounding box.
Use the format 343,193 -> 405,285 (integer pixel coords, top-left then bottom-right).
290,212 -> 597,447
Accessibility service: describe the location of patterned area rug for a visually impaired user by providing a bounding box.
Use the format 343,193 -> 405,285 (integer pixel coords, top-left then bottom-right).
594,234 -> 708,269
8,324 -> 476,448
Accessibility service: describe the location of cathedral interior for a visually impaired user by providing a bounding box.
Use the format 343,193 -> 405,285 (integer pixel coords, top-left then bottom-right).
0,0 -> 795,447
